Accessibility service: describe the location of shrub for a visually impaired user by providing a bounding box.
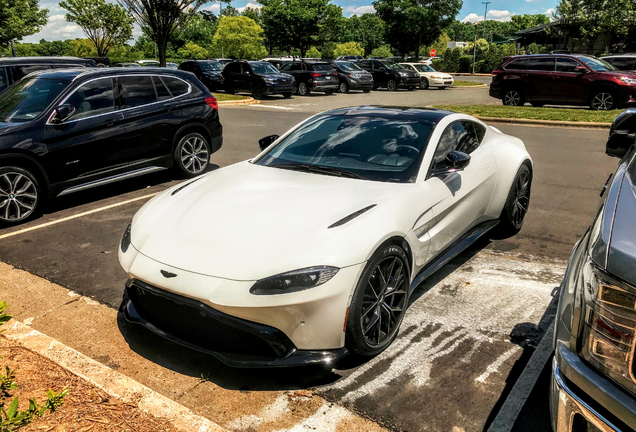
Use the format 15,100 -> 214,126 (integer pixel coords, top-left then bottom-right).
440,47 -> 462,72
333,41 -> 364,58
458,55 -> 473,73
431,59 -> 443,70
177,42 -> 209,60
306,46 -> 322,58
370,44 -> 393,58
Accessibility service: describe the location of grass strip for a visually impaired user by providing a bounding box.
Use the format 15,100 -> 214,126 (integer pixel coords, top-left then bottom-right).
431,104 -> 622,123
212,92 -> 250,101
452,80 -> 486,87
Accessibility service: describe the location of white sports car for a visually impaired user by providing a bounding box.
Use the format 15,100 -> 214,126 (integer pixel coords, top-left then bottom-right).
119,106 -> 532,367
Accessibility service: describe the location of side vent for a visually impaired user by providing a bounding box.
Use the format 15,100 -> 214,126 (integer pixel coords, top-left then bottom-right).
171,177 -> 203,196
328,205 -> 377,229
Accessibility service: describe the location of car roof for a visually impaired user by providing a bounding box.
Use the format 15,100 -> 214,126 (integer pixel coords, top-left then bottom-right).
602,53 -> 636,58
0,56 -> 94,65
26,67 -> 195,81
322,106 -> 454,123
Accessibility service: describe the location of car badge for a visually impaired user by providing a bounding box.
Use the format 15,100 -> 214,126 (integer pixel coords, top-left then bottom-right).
161,270 -> 178,278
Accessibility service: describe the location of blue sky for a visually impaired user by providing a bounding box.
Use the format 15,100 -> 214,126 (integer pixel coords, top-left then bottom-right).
23,0 -> 558,43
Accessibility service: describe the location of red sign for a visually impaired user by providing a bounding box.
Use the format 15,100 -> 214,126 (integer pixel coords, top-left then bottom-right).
430,49 -> 436,57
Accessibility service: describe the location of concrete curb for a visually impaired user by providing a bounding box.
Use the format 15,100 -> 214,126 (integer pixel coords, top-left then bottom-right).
476,116 -> 611,129
450,84 -> 489,89
217,97 -> 261,107
2,318 -> 229,432
450,73 -> 492,77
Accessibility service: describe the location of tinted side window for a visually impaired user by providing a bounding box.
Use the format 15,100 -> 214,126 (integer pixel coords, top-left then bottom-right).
242,63 -> 253,74
180,62 -> 193,71
153,76 -> 171,101
0,68 -> 8,92
11,65 -> 52,81
65,78 -> 115,120
120,76 -> 157,108
526,57 -> 555,71
162,77 -> 189,96
224,62 -> 240,73
504,59 -> 527,70
358,61 -> 371,69
556,57 -> 581,72
432,122 -> 482,170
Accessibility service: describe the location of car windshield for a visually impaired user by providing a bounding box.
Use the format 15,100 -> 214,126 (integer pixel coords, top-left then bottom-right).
251,62 -> 280,74
0,78 -> 69,123
199,61 -> 222,71
579,56 -> 617,71
254,115 -> 434,183
380,61 -> 403,70
414,64 -> 435,72
335,61 -> 361,71
312,64 -> 335,71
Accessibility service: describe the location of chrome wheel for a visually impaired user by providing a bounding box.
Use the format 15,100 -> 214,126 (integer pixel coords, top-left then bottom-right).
420,78 -> 429,90
387,79 -> 397,91
591,92 -> 614,110
0,171 -> 38,223
180,136 -> 209,174
511,169 -> 530,228
361,255 -> 408,347
339,82 -> 348,93
504,90 -> 521,106
298,82 -> 309,96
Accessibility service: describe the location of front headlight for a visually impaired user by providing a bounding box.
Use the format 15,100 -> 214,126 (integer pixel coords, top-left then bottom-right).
621,76 -> 636,85
580,258 -> 636,394
120,223 -> 132,253
263,77 -> 276,84
249,266 -> 339,295
399,72 -> 408,77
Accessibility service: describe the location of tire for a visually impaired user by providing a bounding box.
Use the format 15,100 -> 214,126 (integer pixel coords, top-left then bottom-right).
420,78 -> 429,90
503,88 -> 525,106
407,86 -> 415,91
386,79 -> 397,91
174,132 -> 211,178
339,81 -> 349,93
282,92 -> 293,99
494,164 -> 532,239
345,243 -> 411,357
531,102 -> 544,107
0,166 -> 41,225
590,89 -> 616,110
363,89 -> 371,93
324,89 -> 335,96
298,82 -> 310,96
439,86 -> 447,90
252,84 -> 264,100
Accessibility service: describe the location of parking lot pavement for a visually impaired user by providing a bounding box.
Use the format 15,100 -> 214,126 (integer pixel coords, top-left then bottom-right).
0,103 -> 619,431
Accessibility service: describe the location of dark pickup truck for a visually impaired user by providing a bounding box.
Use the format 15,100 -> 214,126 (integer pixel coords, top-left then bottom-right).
278,61 -> 339,96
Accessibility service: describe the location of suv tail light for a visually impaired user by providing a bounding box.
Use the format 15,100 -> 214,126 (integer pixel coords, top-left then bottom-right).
311,72 -> 322,77
205,96 -> 218,110
492,70 -> 502,75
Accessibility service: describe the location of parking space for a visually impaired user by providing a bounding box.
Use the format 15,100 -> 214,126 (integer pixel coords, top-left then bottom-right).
0,99 -> 620,431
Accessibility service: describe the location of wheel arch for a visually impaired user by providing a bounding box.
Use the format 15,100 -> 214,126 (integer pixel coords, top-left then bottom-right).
0,151 -> 51,194
171,121 -> 213,154
586,82 -> 621,104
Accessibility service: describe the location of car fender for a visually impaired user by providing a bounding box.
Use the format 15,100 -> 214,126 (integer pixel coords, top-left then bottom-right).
0,150 -> 51,191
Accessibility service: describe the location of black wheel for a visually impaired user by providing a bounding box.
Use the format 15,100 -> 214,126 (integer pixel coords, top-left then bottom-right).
420,78 -> 429,90
0,166 -> 40,225
324,89 -> 335,96
346,243 -> 411,357
252,85 -> 264,100
590,90 -> 616,110
531,102 -> 544,107
224,85 -> 236,95
282,92 -> 293,99
298,82 -> 310,96
494,164 -> 532,238
363,89 -> 371,93
386,79 -> 397,91
174,132 -> 210,178
407,86 -> 415,91
339,81 -> 349,93
503,88 -> 525,106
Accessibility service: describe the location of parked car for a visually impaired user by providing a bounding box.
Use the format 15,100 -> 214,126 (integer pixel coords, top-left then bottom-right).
119,106 -> 533,367
179,60 -> 224,91
490,54 -> 636,110
336,55 -> 364,61
210,58 -> 233,68
0,57 -> 96,93
166,62 -> 179,69
261,57 -> 295,70
279,60 -> 339,96
136,60 -> 160,67
330,60 -> 373,93
355,59 -> 420,91
114,62 -> 141,68
399,63 -> 454,89
601,54 -> 636,71
550,108 -> 636,431
222,60 -> 294,99
0,68 -> 222,224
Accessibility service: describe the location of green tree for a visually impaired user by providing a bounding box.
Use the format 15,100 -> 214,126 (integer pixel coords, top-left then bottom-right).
61,0 -> 134,57
38,39 -> 71,56
306,46 -> 322,57
511,14 -> 549,29
221,5 -> 240,16
119,0 -> 206,66
343,13 -> 385,55
68,38 -> 98,57
0,0 -> 48,49
212,16 -> 267,59
241,6 -> 261,25
170,12 -> 217,52
373,0 -> 462,60
333,41 -> 364,57
177,41 -> 209,58
370,44 -> 393,57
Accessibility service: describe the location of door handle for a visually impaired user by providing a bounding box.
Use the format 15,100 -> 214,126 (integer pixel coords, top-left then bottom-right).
165,104 -> 177,112
101,120 -> 115,127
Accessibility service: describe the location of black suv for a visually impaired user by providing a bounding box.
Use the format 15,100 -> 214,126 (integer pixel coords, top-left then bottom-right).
330,60 -> 373,93
355,59 -> 420,91
601,54 -> 636,71
279,61 -> 339,96
222,60 -> 295,99
0,68 -> 222,224
178,59 -> 224,91
0,56 -> 96,93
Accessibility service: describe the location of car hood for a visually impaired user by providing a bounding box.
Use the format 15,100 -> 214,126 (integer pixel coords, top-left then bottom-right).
607,161 -> 636,283
130,162 -> 411,280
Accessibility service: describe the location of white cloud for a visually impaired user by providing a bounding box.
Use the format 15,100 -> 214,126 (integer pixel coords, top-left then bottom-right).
544,8 -> 555,15
237,2 -> 262,12
344,5 -> 376,16
487,10 -> 514,21
23,14 -> 84,43
202,3 -> 220,12
461,13 -> 484,23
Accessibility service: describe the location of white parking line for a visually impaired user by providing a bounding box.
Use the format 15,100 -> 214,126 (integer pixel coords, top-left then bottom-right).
0,193 -> 158,241
250,105 -> 297,110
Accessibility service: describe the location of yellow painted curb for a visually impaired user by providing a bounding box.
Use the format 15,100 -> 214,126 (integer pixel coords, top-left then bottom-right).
217,97 -> 261,107
475,115 -> 610,129
3,319 -> 229,432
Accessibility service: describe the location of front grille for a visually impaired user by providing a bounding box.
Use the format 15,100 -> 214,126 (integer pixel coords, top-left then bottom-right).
444,81 -> 453,84
359,75 -> 371,81
127,282 -> 284,359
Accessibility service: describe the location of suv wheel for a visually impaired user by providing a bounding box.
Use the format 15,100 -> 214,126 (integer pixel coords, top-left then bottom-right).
174,132 -> 210,178
339,82 -> 349,93
420,78 -> 429,90
387,79 -> 397,91
503,89 -> 524,106
282,92 -> 293,99
252,85 -> 264,100
0,167 -> 40,224
324,89 -> 335,96
590,90 -> 616,110
298,82 -> 310,96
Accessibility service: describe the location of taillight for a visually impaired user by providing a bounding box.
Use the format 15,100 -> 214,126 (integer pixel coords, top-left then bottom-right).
491,70 -> 502,75
311,72 -> 322,77
205,96 -> 218,110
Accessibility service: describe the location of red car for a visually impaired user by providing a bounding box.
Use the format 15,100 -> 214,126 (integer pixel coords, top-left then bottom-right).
489,54 -> 636,110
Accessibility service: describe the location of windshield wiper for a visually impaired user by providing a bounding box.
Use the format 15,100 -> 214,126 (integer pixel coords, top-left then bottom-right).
271,163 -> 364,179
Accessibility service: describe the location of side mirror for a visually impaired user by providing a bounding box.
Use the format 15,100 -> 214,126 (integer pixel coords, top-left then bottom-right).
259,134 -> 279,151
50,104 -> 75,124
574,66 -> 587,73
431,151 -> 471,176
607,109 -> 636,158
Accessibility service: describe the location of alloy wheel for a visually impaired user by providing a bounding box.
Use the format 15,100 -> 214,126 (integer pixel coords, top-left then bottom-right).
504,90 -> 521,106
339,82 -> 348,93
591,92 -> 613,110
0,172 -> 38,222
421,78 -> 429,90
511,169 -> 530,228
360,256 -> 408,347
180,137 -> 209,174
298,83 -> 309,96
387,80 -> 397,91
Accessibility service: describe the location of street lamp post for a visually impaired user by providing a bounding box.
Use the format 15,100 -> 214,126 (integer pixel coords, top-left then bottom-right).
481,1 -> 491,39
472,23 -> 477,74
